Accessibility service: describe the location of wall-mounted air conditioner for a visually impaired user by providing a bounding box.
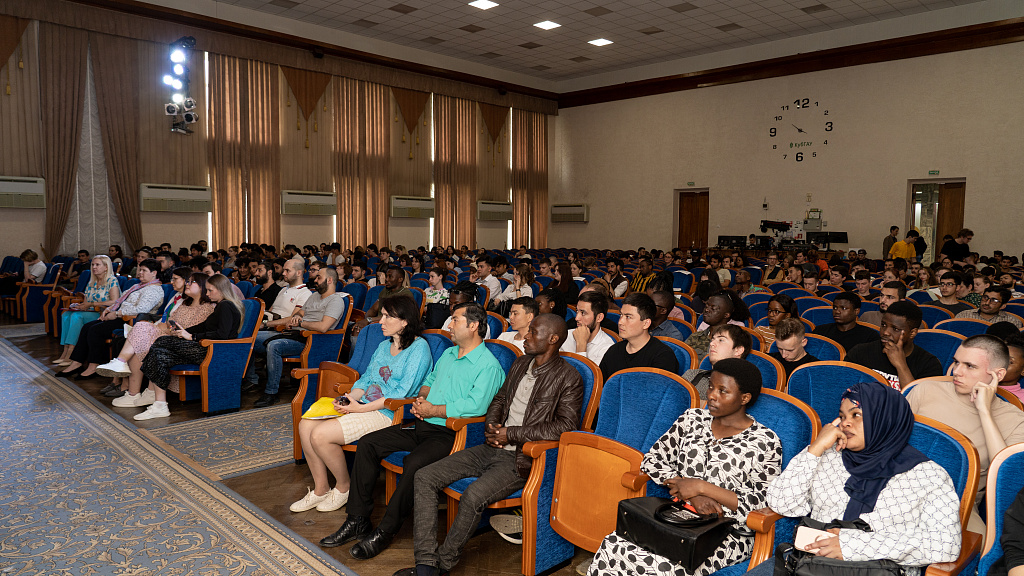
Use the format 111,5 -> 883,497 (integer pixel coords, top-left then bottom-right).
140,183 -> 212,212
390,195 -> 435,218
551,203 -> 589,223
477,201 -> 512,221
281,190 -> 337,216
0,176 -> 45,209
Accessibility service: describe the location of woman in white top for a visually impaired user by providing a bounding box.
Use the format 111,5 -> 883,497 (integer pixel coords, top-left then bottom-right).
570,261 -> 586,282
424,267 -> 450,305
54,255 -> 121,365
491,264 -> 535,307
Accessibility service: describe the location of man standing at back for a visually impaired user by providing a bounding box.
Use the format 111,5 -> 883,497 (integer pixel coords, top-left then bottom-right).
907,335 -> 1024,533
600,293 -> 678,377
940,228 -> 973,266
882,225 -> 899,259
888,230 -> 917,261
401,314 -> 584,576
846,301 -> 942,390
320,303 -> 505,559
562,290 -> 615,365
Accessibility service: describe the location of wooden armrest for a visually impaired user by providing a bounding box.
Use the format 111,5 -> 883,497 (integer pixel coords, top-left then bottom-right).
350,309 -> 366,323
746,507 -> 784,533
383,397 -> 417,411
924,531 -> 982,576
290,368 -> 318,379
445,415 -> 486,431
620,471 -> 650,491
119,314 -> 136,322
198,338 -> 246,346
522,440 -> 558,458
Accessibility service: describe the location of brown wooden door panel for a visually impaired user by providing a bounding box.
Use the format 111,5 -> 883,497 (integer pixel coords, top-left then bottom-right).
678,190 -> 709,250
935,182 -> 966,245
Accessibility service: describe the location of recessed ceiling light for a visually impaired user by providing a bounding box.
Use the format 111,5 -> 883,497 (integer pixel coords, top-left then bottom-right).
468,0 -> 498,9
588,38 -> 613,46
534,20 -> 561,30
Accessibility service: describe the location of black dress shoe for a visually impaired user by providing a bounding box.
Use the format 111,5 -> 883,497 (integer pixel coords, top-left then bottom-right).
392,566 -> 448,576
350,527 -> 394,560
100,382 -> 118,395
319,516 -> 371,548
59,366 -> 85,377
240,380 -> 260,393
253,393 -> 278,408
73,372 -> 99,381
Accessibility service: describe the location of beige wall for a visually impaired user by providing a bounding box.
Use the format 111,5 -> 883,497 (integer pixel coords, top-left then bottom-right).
0,208 -> 45,257
549,41 -> 1024,258
281,214 -> 334,248
141,212 -> 208,250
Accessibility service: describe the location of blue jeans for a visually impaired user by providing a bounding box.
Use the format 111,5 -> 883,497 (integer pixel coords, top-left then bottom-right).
248,330 -> 305,395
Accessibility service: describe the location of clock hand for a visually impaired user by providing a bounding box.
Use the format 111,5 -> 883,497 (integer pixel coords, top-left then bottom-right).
791,124 -> 807,134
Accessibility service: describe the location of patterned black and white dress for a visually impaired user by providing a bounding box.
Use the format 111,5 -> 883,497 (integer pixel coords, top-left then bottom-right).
588,409 -> 783,576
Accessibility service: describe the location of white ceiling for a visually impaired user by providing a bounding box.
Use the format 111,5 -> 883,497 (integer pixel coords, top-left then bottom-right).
212,0 -> 987,82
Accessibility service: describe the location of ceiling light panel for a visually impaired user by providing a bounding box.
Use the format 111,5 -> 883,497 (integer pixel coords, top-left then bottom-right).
534,20 -> 561,30
588,38 -> 613,46
468,0 -> 498,9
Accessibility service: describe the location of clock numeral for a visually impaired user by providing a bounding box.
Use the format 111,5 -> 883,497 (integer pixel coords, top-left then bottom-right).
815,102 -> 819,106
794,98 -> 809,108
796,152 -> 804,162
812,152 -> 817,157
825,122 -> 833,132
824,140 -> 828,145
769,128 -> 776,137
783,154 -> 787,159
774,115 -> 783,121
780,106 -> 789,111
824,110 -> 829,116
773,145 -> 777,149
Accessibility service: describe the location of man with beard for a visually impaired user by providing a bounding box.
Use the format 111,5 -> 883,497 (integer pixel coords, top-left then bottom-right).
860,281 -> 906,327
252,267 -> 346,407
561,290 -> 615,365
252,260 -> 283,310
846,301 -> 942,391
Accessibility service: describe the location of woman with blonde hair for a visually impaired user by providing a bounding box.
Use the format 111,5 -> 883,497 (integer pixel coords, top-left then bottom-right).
54,255 -> 120,366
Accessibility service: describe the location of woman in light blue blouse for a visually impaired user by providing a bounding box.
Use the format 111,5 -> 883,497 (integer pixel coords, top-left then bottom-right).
291,294 -> 433,514
54,255 -> 120,366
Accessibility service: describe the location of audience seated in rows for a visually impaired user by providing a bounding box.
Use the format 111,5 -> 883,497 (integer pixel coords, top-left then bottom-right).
957,286 -> 1023,328
846,301 -> 942,390
682,324 -> 751,400
812,292 -> 881,351
770,318 -> 819,377
600,292 -> 677,378
496,296 -> 537,353
756,293 -> 797,348
54,255 -> 120,365
562,290 -> 615,365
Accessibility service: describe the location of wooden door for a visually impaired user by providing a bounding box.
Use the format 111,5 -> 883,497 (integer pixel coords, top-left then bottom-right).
678,190 -> 709,250
934,182 -> 966,246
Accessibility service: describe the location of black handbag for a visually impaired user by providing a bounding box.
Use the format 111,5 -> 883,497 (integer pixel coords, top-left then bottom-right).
615,497 -> 736,571
773,518 -> 904,576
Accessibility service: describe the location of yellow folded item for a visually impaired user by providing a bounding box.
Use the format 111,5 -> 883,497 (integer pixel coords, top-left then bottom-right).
301,396 -> 344,420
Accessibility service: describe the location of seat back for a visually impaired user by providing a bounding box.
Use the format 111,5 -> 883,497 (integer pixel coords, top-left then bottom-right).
768,334 -> 845,362
674,303 -> 695,324
748,301 -> 769,324
667,318 -> 693,340
476,285 -> 489,307
801,306 -> 835,327
908,290 -> 936,304
743,292 -> 772,307
913,329 -> 965,372
560,351 -> 605,431
795,297 -> 830,315
746,389 -> 821,468
408,287 -> 425,313
486,312 -> 508,338
485,339 -> 521,374
786,361 -> 890,423
859,301 -> 880,315
239,298 -> 264,339
934,318 -> 990,338
72,270 -> 92,293
918,304 -> 954,328
595,368 -> 699,454
236,280 -> 255,298
909,415 -> 979,530
422,329 -> 454,366
656,336 -> 697,374
601,327 -> 621,343
979,443 -> 1024,576
673,271 -> 693,293
340,281 -> 368,310
348,322 -> 386,374
363,284 -> 385,312
749,351 -> 787,391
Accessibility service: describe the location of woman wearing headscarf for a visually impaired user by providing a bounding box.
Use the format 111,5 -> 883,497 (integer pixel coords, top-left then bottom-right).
751,381 -> 961,576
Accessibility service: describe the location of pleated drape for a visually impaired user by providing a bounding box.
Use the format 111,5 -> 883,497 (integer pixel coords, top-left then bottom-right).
433,95 -> 476,249
39,23 -> 88,258
207,54 -> 280,248
333,77 -> 390,249
512,109 -> 548,249
89,32 -> 142,251
0,19 -> 42,178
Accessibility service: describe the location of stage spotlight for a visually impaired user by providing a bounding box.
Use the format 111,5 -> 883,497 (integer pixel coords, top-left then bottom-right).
182,97 -> 196,111
165,102 -> 180,115
170,49 -> 186,63
171,79 -> 183,90
171,93 -> 184,104
173,64 -> 186,76
183,111 -> 199,124
162,74 -> 174,86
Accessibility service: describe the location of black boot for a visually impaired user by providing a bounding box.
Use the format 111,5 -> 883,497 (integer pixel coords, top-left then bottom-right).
253,392 -> 278,407
350,527 -> 394,560
319,516 -> 371,548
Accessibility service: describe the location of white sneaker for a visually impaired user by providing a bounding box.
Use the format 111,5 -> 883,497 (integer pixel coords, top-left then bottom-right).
112,392 -> 145,407
315,488 -> 349,512
137,388 -> 156,406
290,488 -> 330,512
133,402 -> 170,421
96,358 -> 131,378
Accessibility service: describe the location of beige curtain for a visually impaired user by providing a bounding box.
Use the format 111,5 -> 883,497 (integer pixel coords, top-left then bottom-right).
0,19 -> 42,177
476,103 -> 510,202
208,54 -> 280,249
512,109 -> 548,249
280,70 -> 332,192
334,77 -> 390,249
39,23 -> 89,258
89,32 -> 142,250
433,94 -> 476,249
137,40 -> 207,186
389,89 -> 432,197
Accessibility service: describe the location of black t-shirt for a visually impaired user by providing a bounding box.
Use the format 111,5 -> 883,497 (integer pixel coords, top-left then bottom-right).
940,239 -> 970,263
811,323 -> 880,352
599,336 -> 679,379
254,282 -> 283,310
769,352 -> 819,377
931,300 -> 972,315
845,340 -> 943,389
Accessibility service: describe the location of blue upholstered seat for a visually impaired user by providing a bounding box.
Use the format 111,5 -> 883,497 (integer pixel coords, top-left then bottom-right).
979,444 -> 1024,576
914,329 -> 964,372
801,306 -> 835,327
785,361 -> 889,424
769,334 -> 844,362
363,284 -> 385,312
657,336 -> 697,375
339,282 -> 368,310
934,319 -> 990,338
795,297 -> 830,315
919,305 -> 954,329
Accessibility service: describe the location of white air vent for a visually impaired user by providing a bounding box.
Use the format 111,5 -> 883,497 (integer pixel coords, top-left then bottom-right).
390,195 -> 435,218
0,176 -> 45,209
551,203 -> 589,223
140,183 -> 212,213
281,190 -> 336,216
477,200 -> 512,221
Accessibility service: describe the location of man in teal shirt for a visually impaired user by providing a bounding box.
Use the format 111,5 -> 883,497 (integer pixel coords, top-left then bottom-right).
319,302 -> 505,560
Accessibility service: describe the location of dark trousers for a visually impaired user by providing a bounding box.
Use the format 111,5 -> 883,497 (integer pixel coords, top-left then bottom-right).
142,335 -> 208,389
69,319 -> 122,365
348,420 -> 457,535
413,444 -> 525,571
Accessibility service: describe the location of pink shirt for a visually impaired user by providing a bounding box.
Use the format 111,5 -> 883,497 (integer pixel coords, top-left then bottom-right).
1001,383 -> 1024,403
